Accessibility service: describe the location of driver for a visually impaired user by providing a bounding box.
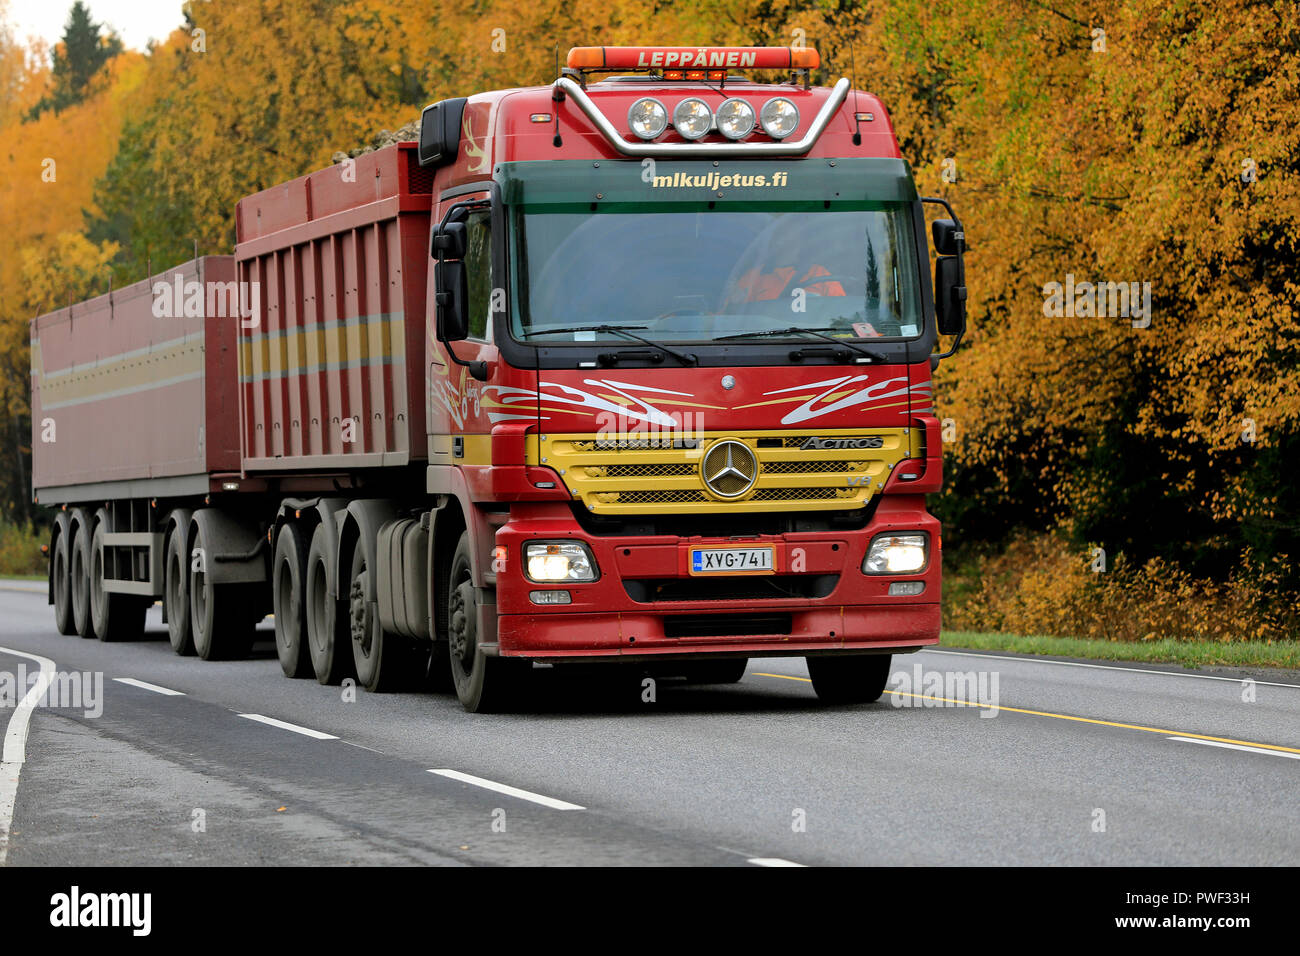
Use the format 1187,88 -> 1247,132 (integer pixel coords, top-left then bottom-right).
729,262 -> 845,302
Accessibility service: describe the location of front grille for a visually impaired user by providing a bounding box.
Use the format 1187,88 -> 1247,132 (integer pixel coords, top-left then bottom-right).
603,489 -> 708,504
544,430 -> 908,515
592,463 -> 696,478
663,613 -> 794,638
763,459 -> 864,474
752,487 -> 850,501
572,438 -> 697,452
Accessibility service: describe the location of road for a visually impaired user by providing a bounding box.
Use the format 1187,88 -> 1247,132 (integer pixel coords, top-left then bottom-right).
1,581 -> 1297,866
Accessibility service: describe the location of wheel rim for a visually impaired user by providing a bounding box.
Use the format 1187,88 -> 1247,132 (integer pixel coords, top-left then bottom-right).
193,567 -> 207,627
71,537 -> 86,613
168,548 -> 184,621
349,565 -> 372,659
308,559 -> 327,654
54,545 -> 69,610
448,562 -> 475,669
275,554 -> 295,652
91,532 -> 104,621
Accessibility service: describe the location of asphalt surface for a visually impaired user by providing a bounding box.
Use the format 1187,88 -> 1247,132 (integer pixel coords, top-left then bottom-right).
1,581 -> 1297,866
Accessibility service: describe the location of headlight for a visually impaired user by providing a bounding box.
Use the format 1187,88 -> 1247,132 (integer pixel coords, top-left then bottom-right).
760,97 -> 800,139
863,533 -> 929,574
672,98 -> 713,140
524,542 -> 597,582
628,97 -> 668,140
715,98 -> 756,140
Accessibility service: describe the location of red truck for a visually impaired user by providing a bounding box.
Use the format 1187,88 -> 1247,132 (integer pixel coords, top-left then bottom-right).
31,45 -> 967,711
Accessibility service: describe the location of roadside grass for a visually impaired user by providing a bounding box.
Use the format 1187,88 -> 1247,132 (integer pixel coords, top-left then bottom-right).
941,630 -> 1300,670
0,519 -> 45,577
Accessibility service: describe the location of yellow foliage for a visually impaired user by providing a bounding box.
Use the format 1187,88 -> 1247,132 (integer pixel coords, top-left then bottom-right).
948,534 -> 1297,643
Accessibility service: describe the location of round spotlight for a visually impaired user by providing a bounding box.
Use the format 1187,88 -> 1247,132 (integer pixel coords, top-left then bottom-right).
627,97 -> 668,140
760,97 -> 800,140
715,98 -> 756,140
672,98 -> 713,140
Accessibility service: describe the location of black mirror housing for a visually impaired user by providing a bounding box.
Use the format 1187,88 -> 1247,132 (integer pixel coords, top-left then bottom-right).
418,97 -> 468,168
435,260 -> 469,341
932,218 -> 964,257
934,256 -> 966,336
432,220 -> 467,261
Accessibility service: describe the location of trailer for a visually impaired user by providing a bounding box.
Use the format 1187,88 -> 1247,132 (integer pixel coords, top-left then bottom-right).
33,44 -> 967,711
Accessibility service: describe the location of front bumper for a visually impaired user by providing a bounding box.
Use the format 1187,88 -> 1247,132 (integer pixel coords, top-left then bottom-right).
493,496 -> 940,660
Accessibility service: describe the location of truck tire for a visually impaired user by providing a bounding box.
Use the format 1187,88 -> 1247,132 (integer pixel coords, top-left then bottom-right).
678,659 -> 748,684
51,524 -> 75,635
90,515 -> 147,642
70,509 -> 97,639
189,519 -> 256,661
348,545 -> 416,692
272,523 -> 312,678
447,531 -> 527,713
165,523 -> 195,655
305,522 -> 354,685
806,654 -> 892,704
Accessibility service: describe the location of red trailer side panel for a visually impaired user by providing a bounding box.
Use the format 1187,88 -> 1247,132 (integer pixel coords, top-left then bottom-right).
29,256 -> 242,499
234,142 -> 432,472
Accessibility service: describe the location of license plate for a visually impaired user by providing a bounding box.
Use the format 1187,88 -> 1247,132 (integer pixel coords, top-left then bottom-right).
689,547 -> 774,575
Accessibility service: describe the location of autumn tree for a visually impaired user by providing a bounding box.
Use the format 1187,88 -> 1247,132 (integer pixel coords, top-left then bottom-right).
28,1 -> 122,117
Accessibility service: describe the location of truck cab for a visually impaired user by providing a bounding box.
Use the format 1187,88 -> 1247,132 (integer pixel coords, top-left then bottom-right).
421,45 -> 968,709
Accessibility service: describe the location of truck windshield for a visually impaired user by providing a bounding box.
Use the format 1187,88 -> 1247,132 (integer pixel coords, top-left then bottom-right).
510,206 -> 922,343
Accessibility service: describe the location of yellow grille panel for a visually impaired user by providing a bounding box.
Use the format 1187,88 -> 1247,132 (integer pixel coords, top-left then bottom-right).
532,428 -> 921,515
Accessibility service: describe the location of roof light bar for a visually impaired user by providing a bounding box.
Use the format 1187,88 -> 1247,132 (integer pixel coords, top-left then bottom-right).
567,46 -> 821,72
554,75 -> 850,157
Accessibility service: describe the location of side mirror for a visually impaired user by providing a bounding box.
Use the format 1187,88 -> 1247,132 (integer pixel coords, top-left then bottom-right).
435,259 -> 469,341
934,256 -> 966,336
432,220 -> 467,261
418,98 -> 468,168
931,218 -> 964,257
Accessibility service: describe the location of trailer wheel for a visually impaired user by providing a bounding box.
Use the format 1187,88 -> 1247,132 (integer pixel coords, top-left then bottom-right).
806,654 -> 892,704
678,659 -> 748,684
272,524 -> 312,678
348,546 -> 415,692
51,524 -> 75,635
165,524 -> 195,655
90,516 -> 146,642
447,531 -> 527,713
305,523 -> 354,685
189,520 -> 255,661
70,510 -> 97,639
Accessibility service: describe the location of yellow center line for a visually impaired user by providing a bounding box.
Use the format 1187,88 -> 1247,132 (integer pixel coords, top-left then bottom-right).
751,672 -> 1300,756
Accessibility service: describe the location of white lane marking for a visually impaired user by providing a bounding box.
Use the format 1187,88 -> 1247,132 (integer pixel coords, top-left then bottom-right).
0,584 -> 45,594
1167,736 -> 1300,760
748,857 -> 806,867
428,769 -> 585,810
238,714 -> 337,740
113,677 -> 185,697
0,646 -> 56,866
922,648 -> 1300,689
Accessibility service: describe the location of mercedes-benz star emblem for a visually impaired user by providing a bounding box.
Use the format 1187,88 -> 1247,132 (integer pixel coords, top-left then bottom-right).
701,440 -> 758,498
721,375 -> 736,390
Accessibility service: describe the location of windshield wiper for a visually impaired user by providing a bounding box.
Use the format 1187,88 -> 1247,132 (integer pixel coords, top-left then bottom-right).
713,326 -> 886,363
520,325 -> 697,366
